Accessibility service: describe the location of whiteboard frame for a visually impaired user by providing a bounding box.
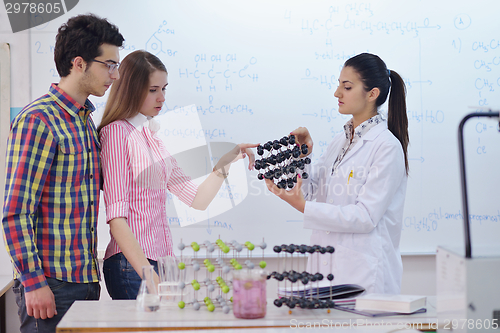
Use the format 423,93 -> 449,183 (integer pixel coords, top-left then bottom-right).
0,43 -> 11,222
0,43 -> 12,270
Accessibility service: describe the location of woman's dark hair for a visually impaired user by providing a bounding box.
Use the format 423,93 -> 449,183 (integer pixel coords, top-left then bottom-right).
54,14 -> 124,77
98,50 -> 167,132
344,53 -> 409,174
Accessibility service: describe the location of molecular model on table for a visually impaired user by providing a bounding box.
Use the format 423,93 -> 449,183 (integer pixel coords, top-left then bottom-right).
255,135 -> 311,189
268,243 -> 337,312
174,239 -> 267,313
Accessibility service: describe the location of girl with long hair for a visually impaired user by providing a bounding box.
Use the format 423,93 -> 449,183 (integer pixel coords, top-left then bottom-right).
99,50 -> 256,299
267,53 -> 409,294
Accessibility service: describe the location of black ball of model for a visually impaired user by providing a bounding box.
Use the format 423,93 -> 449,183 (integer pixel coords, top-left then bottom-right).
255,135 -> 310,190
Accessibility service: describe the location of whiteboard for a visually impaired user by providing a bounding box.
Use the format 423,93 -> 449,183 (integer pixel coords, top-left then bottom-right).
27,0 -> 500,255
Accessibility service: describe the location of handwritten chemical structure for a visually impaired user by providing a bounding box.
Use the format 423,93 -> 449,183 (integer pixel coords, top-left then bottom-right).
145,32 -> 178,57
403,216 -> 438,232
300,67 -> 430,93
314,50 -> 356,62
300,68 -> 338,90
163,99 -> 254,117
157,127 -> 226,141
302,107 -> 350,125
473,57 -> 500,73
473,120 -> 499,155
471,39 -> 500,53
300,16 -> 439,38
407,110 -> 445,124
178,54 -> 258,93
197,104 -> 254,116
475,78 -> 498,108
145,20 -> 178,56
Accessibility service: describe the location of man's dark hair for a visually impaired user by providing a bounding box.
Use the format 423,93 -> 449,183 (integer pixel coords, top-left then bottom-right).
54,14 -> 124,77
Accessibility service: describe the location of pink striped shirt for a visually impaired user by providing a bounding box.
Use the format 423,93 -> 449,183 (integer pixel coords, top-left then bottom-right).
100,113 -> 198,261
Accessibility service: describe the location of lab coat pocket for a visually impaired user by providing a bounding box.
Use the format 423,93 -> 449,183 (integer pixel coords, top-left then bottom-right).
333,244 -> 378,293
345,175 -> 367,200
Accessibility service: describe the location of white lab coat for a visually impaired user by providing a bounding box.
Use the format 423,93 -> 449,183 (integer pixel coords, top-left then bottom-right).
302,121 -> 407,294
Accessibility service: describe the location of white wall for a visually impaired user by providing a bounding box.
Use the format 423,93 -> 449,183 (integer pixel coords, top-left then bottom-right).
401,255 -> 436,296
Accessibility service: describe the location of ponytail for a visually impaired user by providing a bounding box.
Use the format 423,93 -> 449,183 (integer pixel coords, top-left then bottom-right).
344,53 -> 409,175
387,70 -> 409,175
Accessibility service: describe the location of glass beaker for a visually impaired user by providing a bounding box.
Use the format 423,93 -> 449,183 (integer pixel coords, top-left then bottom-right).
232,269 -> 267,319
157,256 -> 186,306
136,265 -> 160,312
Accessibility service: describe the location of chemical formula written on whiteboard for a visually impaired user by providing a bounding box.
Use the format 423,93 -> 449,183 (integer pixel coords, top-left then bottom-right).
178,54 -> 258,93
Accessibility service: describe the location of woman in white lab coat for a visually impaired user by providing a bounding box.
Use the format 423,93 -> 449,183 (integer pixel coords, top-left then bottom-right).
266,53 -> 409,294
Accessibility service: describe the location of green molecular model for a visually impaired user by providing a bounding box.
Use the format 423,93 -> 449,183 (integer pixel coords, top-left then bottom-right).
169,238 -> 267,314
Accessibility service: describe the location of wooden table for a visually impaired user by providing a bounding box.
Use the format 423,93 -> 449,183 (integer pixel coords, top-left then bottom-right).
0,276 -> 12,297
57,297 -> 437,332
0,275 -> 14,333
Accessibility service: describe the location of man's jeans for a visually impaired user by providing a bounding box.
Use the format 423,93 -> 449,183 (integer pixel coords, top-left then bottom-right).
13,277 -> 100,333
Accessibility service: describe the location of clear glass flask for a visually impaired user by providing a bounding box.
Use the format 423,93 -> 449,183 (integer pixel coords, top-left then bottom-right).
157,256 -> 185,306
136,265 -> 160,312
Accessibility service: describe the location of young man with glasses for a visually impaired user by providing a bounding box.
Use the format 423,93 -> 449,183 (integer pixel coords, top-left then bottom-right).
2,14 -> 124,333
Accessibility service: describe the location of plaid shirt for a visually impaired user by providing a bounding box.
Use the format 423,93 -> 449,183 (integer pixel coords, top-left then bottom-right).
2,84 -> 100,292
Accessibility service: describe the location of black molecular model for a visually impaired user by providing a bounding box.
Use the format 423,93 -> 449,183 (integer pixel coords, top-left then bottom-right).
255,135 -> 311,189
268,244 -> 337,310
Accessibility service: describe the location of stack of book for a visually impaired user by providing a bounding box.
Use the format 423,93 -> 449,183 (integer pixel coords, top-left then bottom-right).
334,294 -> 427,317
354,294 -> 427,313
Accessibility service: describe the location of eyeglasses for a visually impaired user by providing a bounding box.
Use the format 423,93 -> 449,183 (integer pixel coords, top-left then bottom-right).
92,59 -> 120,74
